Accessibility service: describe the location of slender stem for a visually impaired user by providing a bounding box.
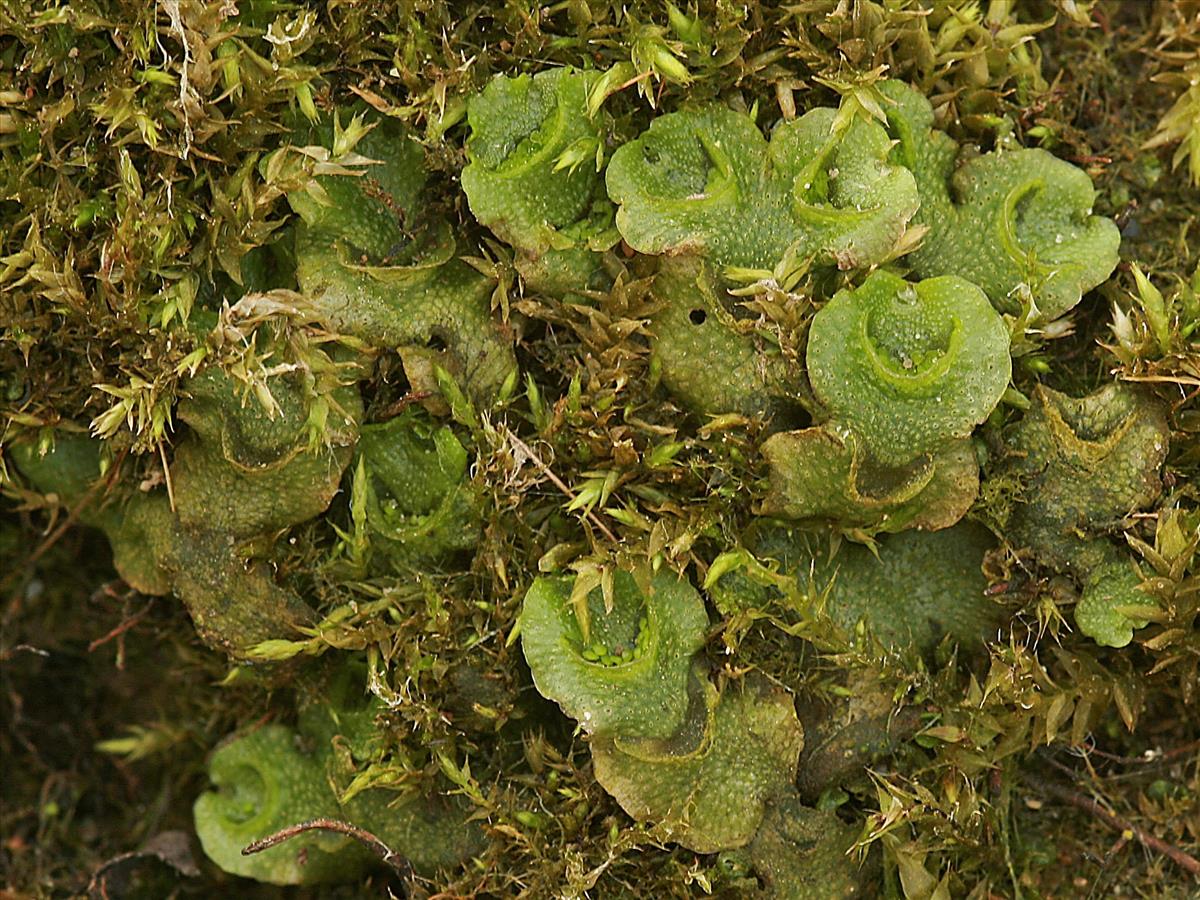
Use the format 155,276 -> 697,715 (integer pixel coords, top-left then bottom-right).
1081,740 -> 1200,767
502,426 -> 620,544
242,817 -> 413,887
1025,773 -> 1200,878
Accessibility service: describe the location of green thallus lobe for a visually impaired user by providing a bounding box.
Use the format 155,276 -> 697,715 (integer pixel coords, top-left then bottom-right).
762,271 -> 1009,532
461,67 -> 618,295
709,522 -> 1004,654
352,409 -> 480,568
606,99 -> 919,271
290,112 -> 516,402
462,67 -> 614,256
194,712 -> 481,884
519,569 -> 708,739
880,79 -> 1120,321
1003,383 -> 1169,646
805,269 -> 1011,466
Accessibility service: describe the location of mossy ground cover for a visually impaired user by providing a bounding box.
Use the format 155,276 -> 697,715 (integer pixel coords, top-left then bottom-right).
2,1 -> 1198,897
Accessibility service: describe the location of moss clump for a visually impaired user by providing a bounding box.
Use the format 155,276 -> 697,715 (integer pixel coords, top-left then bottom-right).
11,341 -> 360,658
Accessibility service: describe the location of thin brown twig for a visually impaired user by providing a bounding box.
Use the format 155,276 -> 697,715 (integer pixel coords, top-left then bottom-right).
1082,740 -> 1200,767
87,599 -> 154,657
0,644 -> 50,663
615,69 -> 653,94
242,817 -> 412,889
1122,373 -> 1200,386
1025,773 -> 1200,878
502,427 -> 620,544
375,390 -> 434,422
